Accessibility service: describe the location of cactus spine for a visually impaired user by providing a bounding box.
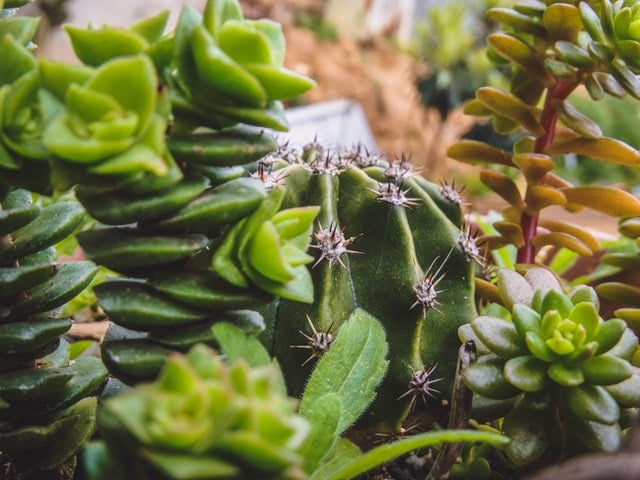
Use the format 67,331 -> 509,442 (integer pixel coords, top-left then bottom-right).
260,145 -> 478,429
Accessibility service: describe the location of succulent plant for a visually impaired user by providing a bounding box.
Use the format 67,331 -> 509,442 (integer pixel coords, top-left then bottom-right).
32,0 -> 318,384
461,267 -> 640,465
0,189 -> 107,478
447,0 -> 640,274
254,144 -> 478,430
596,216 -> 640,331
89,343 -> 309,480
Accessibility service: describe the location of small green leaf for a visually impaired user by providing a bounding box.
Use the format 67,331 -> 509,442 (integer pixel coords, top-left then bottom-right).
605,372 -> 640,407
65,25 -> 148,67
542,3 -> 582,41
476,87 -> 545,137
579,1 -> 607,43
463,356 -> 520,399
526,331 -> 558,362
503,407 -> 550,466
471,316 -> 526,358
487,33 -> 553,87
552,99 -> 602,138
211,321 -> 271,367
548,361 -> 584,386
309,438 -> 361,480
299,393 -> 342,474
299,309 -> 388,433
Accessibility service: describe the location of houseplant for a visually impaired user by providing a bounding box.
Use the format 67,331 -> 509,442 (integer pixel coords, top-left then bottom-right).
2,0 -> 640,479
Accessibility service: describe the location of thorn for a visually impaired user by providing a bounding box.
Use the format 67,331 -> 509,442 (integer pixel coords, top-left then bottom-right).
310,222 -> 362,268
398,364 -> 442,412
290,315 -> 335,366
458,221 -> 487,268
411,248 -> 454,317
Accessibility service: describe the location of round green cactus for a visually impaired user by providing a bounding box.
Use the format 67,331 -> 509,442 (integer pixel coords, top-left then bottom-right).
92,344 -> 309,480
461,267 -> 640,465
255,144 -> 478,429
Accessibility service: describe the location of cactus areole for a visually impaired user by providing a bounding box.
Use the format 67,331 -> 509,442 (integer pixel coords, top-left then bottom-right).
259,144 -> 478,429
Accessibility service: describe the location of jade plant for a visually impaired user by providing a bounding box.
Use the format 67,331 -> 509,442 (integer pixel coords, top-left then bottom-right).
461,267 -> 640,466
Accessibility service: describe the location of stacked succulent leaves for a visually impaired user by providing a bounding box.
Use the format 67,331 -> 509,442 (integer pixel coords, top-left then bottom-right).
461,268 -> 640,465
34,0 -> 318,384
447,0 -> 640,270
0,5 -> 108,477
257,144 -> 478,429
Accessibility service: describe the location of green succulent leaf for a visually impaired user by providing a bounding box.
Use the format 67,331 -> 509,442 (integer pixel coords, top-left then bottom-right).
581,355 -> 632,386
471,316 -> 526,358
525,331 -> 558,362
565,384 -> 620,424
605,372 -> 640,407
65,25 -> 148,67
548,361 -> 584,387
463,356 -> 520,400
210,321 -> 271,368
512,304 -> 541,337
502,407 -> 550,466
504,355 -> 549,392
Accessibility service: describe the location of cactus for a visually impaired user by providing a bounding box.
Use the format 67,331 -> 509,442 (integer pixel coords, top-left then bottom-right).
89,343 -> 309,480
461,267 -> 640,466
254,144 -> 478,430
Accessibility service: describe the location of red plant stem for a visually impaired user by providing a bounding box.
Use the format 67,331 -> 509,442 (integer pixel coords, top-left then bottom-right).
517,79 -> 579,264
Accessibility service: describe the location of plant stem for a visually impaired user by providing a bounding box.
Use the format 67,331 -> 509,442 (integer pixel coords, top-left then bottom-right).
517,79 -> 578,264
425,341 -> 477,480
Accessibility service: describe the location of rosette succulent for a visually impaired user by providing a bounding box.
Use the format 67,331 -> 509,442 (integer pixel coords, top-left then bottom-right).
461,267 -> 640,465
90,344 -> 309,480
170,0 -> 315,131
42,54 -> 177,192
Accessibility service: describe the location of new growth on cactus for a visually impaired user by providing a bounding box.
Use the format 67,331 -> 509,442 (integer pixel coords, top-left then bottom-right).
461,267 -> 640,466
